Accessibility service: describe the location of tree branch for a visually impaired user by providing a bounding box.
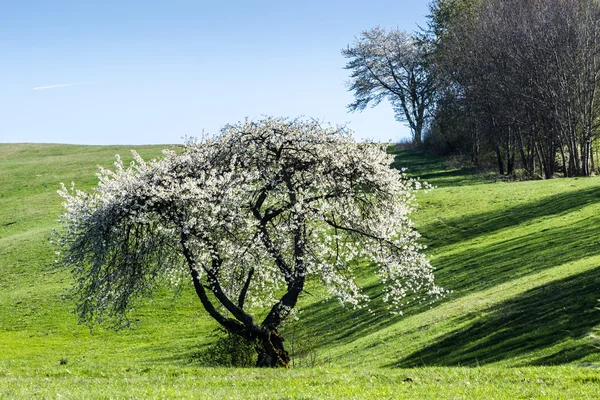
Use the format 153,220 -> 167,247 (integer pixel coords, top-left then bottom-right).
238,267 -> 254,309
182,233 -> 256,329
323,218 -> 400,250
179,235 -> 246,335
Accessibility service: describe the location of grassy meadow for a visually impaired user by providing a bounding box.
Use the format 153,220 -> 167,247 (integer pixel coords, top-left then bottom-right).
1,143 -> 599,399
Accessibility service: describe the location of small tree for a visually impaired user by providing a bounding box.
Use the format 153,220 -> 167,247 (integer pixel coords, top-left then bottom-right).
343,27 -> 436,145
54,117 -> 444,367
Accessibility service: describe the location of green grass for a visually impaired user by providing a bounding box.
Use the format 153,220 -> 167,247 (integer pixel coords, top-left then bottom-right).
2,366 -> 599,399
1,143 -> 599,398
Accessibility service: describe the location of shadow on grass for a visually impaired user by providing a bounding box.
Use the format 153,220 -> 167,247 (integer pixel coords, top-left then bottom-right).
390,149 -> 483,187
395,267 -> 600,367
432,214 -> 600,294
421,185 -> 600,250
281,281 -> 404,347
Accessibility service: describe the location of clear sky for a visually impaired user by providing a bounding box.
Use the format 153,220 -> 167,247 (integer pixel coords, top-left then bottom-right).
1,1 -> 430,145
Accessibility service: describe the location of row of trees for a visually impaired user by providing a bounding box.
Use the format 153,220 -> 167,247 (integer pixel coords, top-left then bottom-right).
344,0 -> 600,178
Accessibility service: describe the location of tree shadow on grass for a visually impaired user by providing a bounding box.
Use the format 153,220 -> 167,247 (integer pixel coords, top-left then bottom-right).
432,214 -> 600,294
389,149 -> 483,187
280,280 -> 403,348
395,267 -> 600,367
420,185 -> 600,250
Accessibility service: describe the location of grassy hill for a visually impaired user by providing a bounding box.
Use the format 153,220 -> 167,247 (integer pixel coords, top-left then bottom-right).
1,143 -> 599,398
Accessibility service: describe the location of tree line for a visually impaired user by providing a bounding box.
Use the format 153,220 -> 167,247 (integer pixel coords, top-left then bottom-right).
344,0 -> 600,178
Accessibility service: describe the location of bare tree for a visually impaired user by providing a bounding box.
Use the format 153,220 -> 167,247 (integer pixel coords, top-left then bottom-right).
343,27 -> 436,144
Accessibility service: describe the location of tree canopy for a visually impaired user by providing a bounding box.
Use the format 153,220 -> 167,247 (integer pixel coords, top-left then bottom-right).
54,117 -> 444,367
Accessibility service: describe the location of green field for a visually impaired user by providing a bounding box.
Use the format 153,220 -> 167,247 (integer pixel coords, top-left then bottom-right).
1,143 -> 599,399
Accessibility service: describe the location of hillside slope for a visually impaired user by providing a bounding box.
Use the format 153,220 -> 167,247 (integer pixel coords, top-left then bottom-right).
0,144 -> 598,375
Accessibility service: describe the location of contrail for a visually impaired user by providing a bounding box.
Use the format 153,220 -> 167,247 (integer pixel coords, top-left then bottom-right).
32,83 -> 86,91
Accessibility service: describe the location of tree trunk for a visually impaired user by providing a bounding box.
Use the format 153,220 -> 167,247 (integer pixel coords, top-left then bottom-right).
494,144 -> 505,175
582,140 -> 592,176
517,131 -> 532,176
256,329 -> 291,368
591,142 -> 597,174
535,141 -> 553,179
559,144 -> 568,177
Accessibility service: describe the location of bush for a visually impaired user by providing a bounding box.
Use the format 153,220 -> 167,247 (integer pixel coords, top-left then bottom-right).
194,328 -> 257,367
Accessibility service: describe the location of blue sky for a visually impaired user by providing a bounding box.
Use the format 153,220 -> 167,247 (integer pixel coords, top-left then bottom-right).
2,1 -> 430,145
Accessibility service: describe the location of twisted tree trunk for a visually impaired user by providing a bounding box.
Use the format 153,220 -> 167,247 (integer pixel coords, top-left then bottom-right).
256,329 -> 291,368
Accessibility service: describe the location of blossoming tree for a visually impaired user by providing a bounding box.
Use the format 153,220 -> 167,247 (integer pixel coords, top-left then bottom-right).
54,117 -> 444,367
